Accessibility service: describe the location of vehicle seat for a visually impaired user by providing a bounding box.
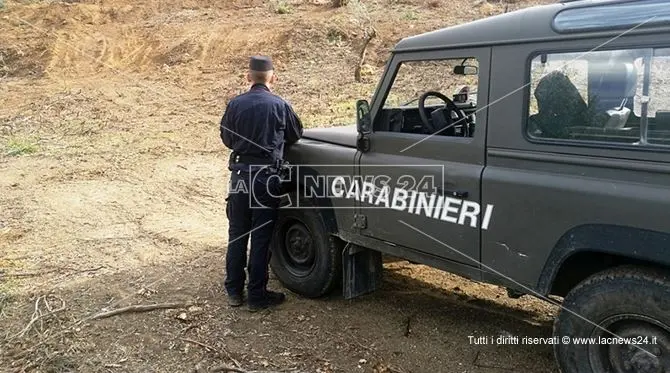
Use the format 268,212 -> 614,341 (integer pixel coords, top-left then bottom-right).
588,62 -> 637,129
530,70 -> 588,138
655,111 -> 670,131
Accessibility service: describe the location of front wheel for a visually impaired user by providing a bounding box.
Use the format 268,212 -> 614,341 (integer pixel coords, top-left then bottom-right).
269,201 -> 343,298
553,266 -> 670,373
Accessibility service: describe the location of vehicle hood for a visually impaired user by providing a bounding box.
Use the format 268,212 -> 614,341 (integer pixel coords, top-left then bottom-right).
301,124 -> 357,148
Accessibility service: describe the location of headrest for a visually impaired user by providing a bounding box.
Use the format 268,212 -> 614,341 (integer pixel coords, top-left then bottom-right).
589,62 -> 638,98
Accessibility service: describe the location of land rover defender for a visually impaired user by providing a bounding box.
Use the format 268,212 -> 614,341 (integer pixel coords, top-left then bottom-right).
268,1 -> 670,372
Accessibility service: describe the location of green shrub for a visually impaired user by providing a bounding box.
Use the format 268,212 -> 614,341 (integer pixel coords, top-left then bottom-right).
271,0 -> 292,14
5,137 -> 38,156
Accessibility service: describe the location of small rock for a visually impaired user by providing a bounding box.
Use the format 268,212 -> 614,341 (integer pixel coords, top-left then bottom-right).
177,312 -> 188,321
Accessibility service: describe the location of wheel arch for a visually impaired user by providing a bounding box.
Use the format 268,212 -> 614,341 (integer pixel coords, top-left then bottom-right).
279,181 -> 341,235
537,224 -> 670,297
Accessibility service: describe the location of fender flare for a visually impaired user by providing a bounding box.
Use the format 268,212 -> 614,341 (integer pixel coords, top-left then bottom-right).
536,224 -> 670,295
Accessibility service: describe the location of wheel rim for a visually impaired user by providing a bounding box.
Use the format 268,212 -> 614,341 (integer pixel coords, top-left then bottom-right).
280,219 -> 316,277
589,314 -> 670,373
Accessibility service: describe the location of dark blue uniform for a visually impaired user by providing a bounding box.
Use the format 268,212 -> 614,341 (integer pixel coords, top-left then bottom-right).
220,82 -> 303,308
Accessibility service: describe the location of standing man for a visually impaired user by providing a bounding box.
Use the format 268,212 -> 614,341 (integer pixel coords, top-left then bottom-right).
220,55 -> 303,312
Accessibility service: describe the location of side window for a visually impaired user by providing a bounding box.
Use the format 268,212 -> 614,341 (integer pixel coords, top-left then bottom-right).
634,48 -> 670,146
527,48 -> 670,147
376,58 -> 479,137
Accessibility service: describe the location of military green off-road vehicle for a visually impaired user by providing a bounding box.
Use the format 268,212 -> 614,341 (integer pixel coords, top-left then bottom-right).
269,1 -> 670,371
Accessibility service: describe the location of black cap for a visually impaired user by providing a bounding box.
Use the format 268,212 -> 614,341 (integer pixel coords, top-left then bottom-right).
249,55 -> 273,72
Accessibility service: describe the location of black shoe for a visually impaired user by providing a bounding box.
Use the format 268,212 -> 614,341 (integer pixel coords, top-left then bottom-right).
248,291 -> 286,312
228,293 -> 243,307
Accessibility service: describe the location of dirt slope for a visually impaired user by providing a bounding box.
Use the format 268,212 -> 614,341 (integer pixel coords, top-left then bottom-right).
1,0 -> 558,372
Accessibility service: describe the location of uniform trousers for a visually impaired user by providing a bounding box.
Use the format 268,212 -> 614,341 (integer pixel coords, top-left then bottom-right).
224,168 -> 280,302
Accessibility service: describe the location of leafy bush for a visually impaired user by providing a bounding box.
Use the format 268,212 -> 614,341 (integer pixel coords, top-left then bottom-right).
271,0 -> 292,14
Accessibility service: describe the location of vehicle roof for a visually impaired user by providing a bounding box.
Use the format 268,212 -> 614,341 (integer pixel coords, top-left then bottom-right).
393,0 -> 670,52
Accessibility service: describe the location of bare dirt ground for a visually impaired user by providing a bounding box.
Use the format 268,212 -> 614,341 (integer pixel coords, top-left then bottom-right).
1,0 -> 559,372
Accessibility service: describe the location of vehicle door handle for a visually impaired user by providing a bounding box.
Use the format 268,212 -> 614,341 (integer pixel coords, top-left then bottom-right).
438,188 -> 468,199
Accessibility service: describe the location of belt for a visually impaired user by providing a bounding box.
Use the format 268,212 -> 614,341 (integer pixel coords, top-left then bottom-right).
231,152 -> 275,165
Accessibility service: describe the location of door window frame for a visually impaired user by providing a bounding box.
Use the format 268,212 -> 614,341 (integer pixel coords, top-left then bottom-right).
368,47 -> 492,148
522,42 -> 670,154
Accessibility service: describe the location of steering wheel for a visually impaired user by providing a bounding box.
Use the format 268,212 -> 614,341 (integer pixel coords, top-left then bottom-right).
417,91 -> 467,135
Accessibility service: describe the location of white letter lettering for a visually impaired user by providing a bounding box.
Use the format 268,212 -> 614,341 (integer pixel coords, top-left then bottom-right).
458,201 -> 480,228
375,185 -> 391,207
391,188 -> 408,211
481,204 -> 494,230
441,197 -> 461,223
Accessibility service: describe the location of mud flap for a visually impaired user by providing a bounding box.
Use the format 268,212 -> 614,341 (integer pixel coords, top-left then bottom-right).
342,243 -> 383,300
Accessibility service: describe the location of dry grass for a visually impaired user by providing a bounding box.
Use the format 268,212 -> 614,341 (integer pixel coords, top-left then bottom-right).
4,136 -> 38,156
0,0 -> 560,372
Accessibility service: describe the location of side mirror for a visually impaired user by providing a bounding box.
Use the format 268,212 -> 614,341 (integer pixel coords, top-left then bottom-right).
356,99 -> 371,152
356,99 -> 372,135
453,65 -> 478,75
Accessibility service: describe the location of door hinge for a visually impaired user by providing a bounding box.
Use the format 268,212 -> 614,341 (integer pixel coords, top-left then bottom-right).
353,214 -> 367,229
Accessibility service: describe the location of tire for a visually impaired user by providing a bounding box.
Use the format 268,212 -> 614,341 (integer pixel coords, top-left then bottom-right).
553,265 -> 670,373
269,200 -> 343,298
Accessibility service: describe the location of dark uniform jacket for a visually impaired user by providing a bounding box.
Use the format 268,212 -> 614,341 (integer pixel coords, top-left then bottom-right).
220,83 -> 303,172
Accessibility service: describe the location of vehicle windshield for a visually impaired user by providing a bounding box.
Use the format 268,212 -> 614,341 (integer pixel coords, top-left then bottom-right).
384,59 -> 479,109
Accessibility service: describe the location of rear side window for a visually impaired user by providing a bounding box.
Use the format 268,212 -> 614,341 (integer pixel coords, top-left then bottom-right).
553,0 -> 670,33
526,47 -> 670,148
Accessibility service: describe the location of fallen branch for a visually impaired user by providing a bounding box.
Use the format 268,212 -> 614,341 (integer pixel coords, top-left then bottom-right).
8,295 -> 66,340
196,360 -> 306,373
179,323 -> 198,335
180,338 -> 220,353
2,270 -> 57,278
11,296 -> 41,340
68,265 -> 105,275
208,365 -> 287,373
90,301 -> 194,320
209,366 -> 248,373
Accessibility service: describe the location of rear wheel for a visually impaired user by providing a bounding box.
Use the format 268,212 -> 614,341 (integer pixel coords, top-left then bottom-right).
269,201 -> 343,298
553,266 -> 670,373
